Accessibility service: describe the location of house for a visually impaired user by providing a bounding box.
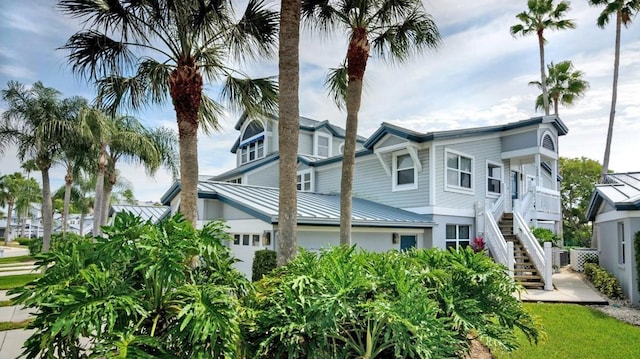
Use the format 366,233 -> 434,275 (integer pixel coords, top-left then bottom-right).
161,115 -> 566,286
108,204 -> 171,224
587,172 -> 640,304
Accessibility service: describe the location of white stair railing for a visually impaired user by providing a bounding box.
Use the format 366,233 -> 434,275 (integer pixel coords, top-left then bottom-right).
484,208 -> 514,277
513,211 -> 553,290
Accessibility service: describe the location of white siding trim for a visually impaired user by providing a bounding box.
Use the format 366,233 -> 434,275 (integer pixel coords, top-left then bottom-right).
403,206 -> 475,217
485,160 -> 504,198
594,210 -> 640,223
313,131 -> 332,158
392,150 -> 418,192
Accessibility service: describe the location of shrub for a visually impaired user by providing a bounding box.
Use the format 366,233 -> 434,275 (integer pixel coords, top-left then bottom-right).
252,249 -> 276,282
10,212 -> 249,359
584,263 -> 624,299
531,227 -> 559,247
14,237 -> 32,246
27,237 -> 43,255
244,247 -> 540,358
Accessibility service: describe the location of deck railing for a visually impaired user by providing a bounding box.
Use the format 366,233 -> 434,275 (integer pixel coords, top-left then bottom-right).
513,210 -> 553,290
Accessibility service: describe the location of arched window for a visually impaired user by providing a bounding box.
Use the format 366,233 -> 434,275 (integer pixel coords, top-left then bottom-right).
542,133 -> 555,151
239,121 -> 265,164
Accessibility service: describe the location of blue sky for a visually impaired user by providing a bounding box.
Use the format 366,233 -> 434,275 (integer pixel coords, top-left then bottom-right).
1,0 -> 639,202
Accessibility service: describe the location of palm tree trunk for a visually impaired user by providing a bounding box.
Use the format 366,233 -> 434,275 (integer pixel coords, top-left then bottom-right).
93,144 -> 108,236
537,30 -> 550,116
170,60 -> 203,226
79,212 -> 85,236
101,179 -> 114,226
553,98 -> 559,116
340,28 -> 370,246
277,0 -> 301,266
62,169 -> 73,235
601,10 -> 622,181
4,201 -> 13,245
41,168 -> 53,252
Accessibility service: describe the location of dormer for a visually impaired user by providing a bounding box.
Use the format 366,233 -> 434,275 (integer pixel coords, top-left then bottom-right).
235,118 -> 270,166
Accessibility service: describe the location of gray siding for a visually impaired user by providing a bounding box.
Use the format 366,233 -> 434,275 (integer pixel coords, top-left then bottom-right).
332,137 -> 344,157
202,199 -> 255,220
315,149 -> 431,208
378,135 -> 407,148
502,130 -> 537,152
431,214 -> 475,249
435,137 -> 502,209
246,162 -> 279,187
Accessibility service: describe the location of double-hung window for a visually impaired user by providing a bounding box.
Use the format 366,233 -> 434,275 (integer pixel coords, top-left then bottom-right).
487,162 -> 502,195
239,121 -> 265,164
393,152 -> 417,191
297,170 -> 313,192
445,224 -> 470,250
446,151 -> 473,191
314,132 -> 331,158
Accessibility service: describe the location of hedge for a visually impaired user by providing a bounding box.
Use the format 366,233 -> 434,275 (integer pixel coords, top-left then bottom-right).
252,249 -> 276,282
635,231 -> 640,291
584,263 -> 624,299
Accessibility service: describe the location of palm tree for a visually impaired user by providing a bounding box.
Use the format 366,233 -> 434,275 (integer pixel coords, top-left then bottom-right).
529,60 -> 589,115
510,0 -> 576,116
20,159 -> 39,237
0,81 -> 77,251
14,177 -> 41,239
277,0 -> 301,265
58,0 -> 279,225
0,174 -> 19,244
588,0 -> 640,179
302,0 -> 441,245
58,96 -> 91,234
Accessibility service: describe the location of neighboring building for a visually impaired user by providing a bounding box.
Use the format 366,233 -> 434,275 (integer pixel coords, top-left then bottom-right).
587,172 -> 640,304
108,204 -> 171,224
162,114 -> 566,283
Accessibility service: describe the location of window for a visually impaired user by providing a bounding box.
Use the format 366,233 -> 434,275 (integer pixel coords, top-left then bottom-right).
239,120 -> 265,164
232,233 -> 266,247
392,152 -> 417,191
618,222 -> 625,265
445,224 -> 470,250
487,162 -> 502,194
339,142 -> 344,154
542,133 -> 555,151
233,234 -> 240,245
446,151 -> 473,191
314,132 -> 332,158
252,234 -> 261,246
242,234 -> 250,246
228,177 -> 242,184
297,170 -> 313,192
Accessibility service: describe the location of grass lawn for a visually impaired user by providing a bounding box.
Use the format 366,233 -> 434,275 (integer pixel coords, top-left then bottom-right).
0,274 -> 40,290
0,255 -> 34,264
494,303 -> 640,359
0,319 -> 33,331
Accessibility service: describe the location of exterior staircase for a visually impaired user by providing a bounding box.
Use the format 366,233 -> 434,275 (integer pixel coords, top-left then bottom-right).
498,213 -> 544,289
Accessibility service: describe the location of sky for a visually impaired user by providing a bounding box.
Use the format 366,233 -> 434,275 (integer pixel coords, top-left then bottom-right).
0,0 -> 638,203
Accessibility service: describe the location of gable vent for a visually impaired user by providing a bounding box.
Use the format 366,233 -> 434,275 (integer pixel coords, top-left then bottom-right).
542,134 -> 555,151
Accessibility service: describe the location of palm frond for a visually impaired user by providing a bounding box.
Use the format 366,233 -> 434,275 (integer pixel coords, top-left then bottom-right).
227,0 -> 279,61
324,63 -> 348,110
221,75 -> 278,119
198,95 -> 224,135
370,10 -> 441,63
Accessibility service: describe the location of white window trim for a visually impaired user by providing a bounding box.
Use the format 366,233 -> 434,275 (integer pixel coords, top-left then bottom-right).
617,221 -> 625,266
239,120 -> 267,165
296,169 -> 314,192
313,132 -> 333,158
392,150 -> 418,192
444,149 -> 474,195
486,160 -> 503,198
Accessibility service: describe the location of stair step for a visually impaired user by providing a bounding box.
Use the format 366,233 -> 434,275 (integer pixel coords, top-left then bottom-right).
515,274 -> 542,280
502,213 -> 513,219
519,281 -> 545,288
514,268 -> 538,273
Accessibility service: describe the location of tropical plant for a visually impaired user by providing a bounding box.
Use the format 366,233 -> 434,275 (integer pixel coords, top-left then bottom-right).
11,213 -> 249,358
252,249 -> 277,281
510,0 -> 576,116
530,60 -> 589,115
588,0 -> 640,179
559,157 -> 602,246
531,227 -> 559,247
0,173 -> 24,244
0,81 -> 80,251
277,0 -> 302,266
244,247 -> 540,357
58,0 -> 280,226
301,0 -> 441,245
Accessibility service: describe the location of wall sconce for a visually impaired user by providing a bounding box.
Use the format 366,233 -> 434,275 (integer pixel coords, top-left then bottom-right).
392,232 -> 399,244
262,230 -> 272,246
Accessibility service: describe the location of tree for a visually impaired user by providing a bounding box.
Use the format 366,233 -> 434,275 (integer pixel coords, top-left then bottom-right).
302,0 -> 441,245
587,0 -> 640,180
510,0 -> 576,116
530,60 -> 589,115
559,157 -> 602,246
14,177 -> 41,239
0,173 -> 22,244
277,0 -> 301,265
58,0 -> 279,226
0,81 -> 77,251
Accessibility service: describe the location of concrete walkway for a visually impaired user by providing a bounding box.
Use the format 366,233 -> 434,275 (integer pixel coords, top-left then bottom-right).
519,266 -> 609,304
0,247 -> 29,259
0,290 -> 34,359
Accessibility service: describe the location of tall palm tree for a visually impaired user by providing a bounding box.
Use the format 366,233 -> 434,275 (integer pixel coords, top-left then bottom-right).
58,96 -> 92,234
58,0 -> 279,225
0,173 -> 21,244
0,81 -> 77,251
588,0 -> 640,179
278,0 -> 301,265
20,159 -> 39,237
529,60 -> 589,115
510,0 -> 576,116
302,0 -> 441,245
15,177 -> 41,239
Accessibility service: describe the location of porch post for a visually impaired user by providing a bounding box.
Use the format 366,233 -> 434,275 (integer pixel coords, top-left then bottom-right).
552,159 -> 558,191
507,241 -> 514,279
544,242 -> 553,291
535,154 -> 541,187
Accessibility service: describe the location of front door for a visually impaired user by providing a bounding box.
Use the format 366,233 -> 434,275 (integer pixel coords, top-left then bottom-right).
400,235 -> 417,251
511,171 -> 519,200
